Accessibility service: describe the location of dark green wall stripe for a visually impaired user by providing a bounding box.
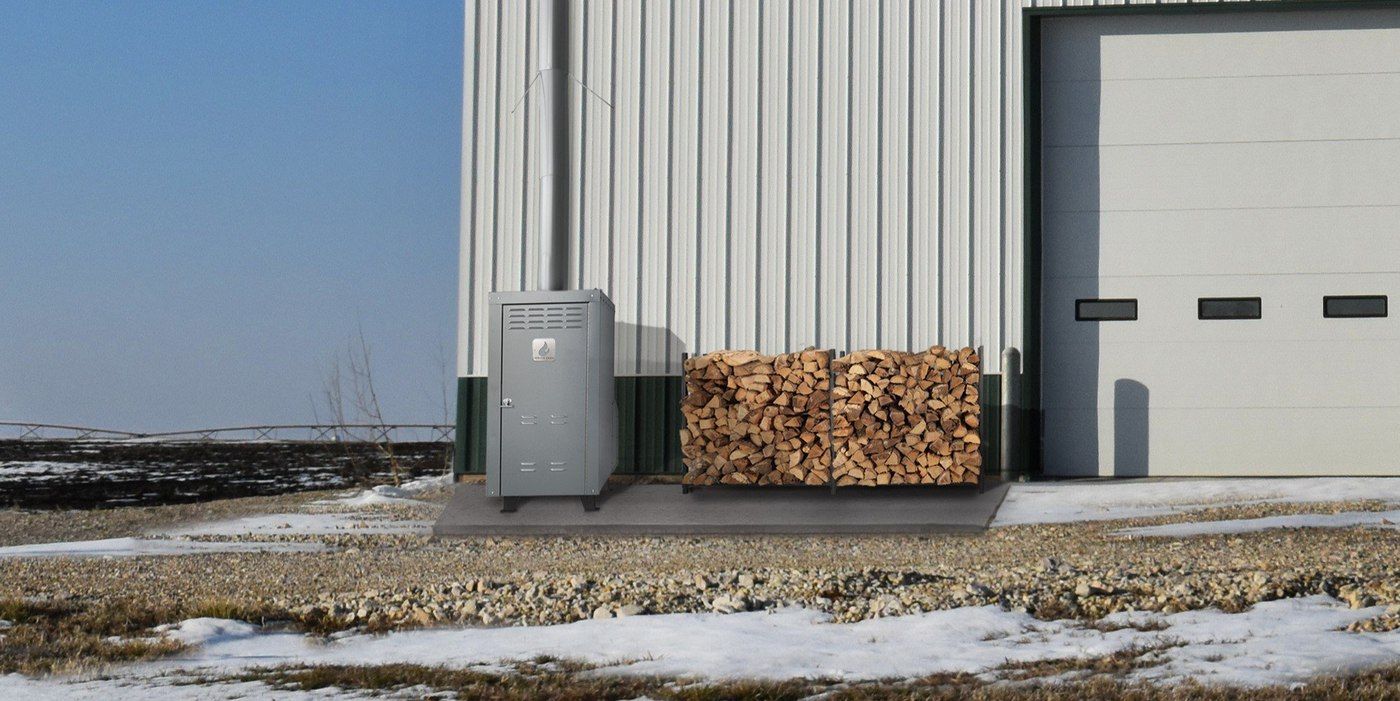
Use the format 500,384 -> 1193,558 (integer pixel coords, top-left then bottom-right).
454,376 -> 684,475
978,373 -> 1001,483
615,377 -> 638,472
453,377 -> 489,475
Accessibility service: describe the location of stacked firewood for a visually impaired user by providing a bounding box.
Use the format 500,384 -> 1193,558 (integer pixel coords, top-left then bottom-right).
830,347 -> 981,486
679,350 -> 832,486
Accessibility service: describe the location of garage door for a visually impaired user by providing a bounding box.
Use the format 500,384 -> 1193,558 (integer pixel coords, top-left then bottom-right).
1040,9 -> 1400,477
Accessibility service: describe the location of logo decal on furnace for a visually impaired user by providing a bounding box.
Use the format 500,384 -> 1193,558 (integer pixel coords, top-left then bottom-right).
532,338 -> 556,362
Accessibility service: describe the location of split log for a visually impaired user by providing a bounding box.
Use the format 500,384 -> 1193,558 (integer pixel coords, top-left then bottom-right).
680,350 -> 832,486
830,346 -> 981,486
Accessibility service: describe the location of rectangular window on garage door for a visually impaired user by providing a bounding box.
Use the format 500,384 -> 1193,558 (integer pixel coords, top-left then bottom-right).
1076,299 -> 1137,321
1324,295 -> 1388,318
1198,297 -> 1261,320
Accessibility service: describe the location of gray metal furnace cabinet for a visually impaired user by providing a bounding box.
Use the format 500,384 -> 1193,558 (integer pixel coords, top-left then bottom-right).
486,290 -> 617,499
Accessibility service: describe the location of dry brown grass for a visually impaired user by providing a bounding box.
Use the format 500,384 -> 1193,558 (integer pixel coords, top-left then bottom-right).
221,660 -> 1400,701
0,595 -> 359,675
994,641 -> 1183,681
825,661 -> 1400,700
1089,618 -> 1172,634
825,667 -> 1400,700
231,661 -> 822,701
0,598 -> 185,675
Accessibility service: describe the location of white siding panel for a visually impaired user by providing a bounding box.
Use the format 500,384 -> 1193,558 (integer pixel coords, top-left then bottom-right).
1047,140 -> 1400,213
848,1 -> 878,352
939,1 -> 971,348
669,0 -> 700,367
909,0 -> 938,351
787,0 -> 819,351
1045,8 -> 1400,80
879,0 -> 910,351
1048,73 -> 1400,147
579,0 -> 612,361
757,0 -> 790,354
457,0 -> 482,376
465,0 -> 502,375
818,0 -> 850,354
495,0 -> 527,296
729,0 -> 760,353
611,0 -> 641,373
698,0 -> 729,356
639,0 -> 672,375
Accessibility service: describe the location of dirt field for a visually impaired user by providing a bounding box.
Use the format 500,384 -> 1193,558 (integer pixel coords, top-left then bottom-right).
0,440 -> 450,508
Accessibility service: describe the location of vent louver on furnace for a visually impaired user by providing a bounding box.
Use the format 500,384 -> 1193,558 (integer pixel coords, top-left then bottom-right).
505,305 -> 585,330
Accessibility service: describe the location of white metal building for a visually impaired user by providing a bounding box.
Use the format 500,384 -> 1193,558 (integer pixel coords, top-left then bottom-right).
457,0 -> 1400,478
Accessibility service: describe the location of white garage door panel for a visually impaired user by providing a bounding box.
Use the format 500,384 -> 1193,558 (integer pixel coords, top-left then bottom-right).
1043,272 -> 1400,341
1043,10 -> 1400,82
1045,407 -> 1400,478
1041,9 -> 1400,477
1044,140 -> 1400,213
1043,209 -> 1400,280
1043,338 -> 1400,410
1045,73 -> 1400,147
1044,273 -> 1400,412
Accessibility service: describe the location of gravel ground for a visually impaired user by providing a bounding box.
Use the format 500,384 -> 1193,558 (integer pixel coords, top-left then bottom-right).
1,493 -> 1397,634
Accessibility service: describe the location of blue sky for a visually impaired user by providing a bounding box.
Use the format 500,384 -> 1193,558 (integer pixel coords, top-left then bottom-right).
0,0 -> 463,430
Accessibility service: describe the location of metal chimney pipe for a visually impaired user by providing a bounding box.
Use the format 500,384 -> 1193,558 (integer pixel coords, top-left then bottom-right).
537,0 -> 570,291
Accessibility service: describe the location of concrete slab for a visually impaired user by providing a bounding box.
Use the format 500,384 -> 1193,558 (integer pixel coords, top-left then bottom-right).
432,482 -> 1009,536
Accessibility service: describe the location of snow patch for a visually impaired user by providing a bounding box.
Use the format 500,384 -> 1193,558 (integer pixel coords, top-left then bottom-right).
0,461 -> 142,480
0,674 -> 370,700
162,475 -> 447,537
332,490 -> 420,507
0,538 -> 325,558
160,618 -> 261,646
162,513 -> 432,538
112,596 -> 1399,688
1130,596 -> 1400,687
320,473 -> 450,507
387,473 -> 452,495
3,597 -> 1397,693
1115,509 -> 1400,538
994,478 -> 1400,526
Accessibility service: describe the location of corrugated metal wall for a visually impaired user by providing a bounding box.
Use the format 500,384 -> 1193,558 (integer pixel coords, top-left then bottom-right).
457,0 -> 1291,378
